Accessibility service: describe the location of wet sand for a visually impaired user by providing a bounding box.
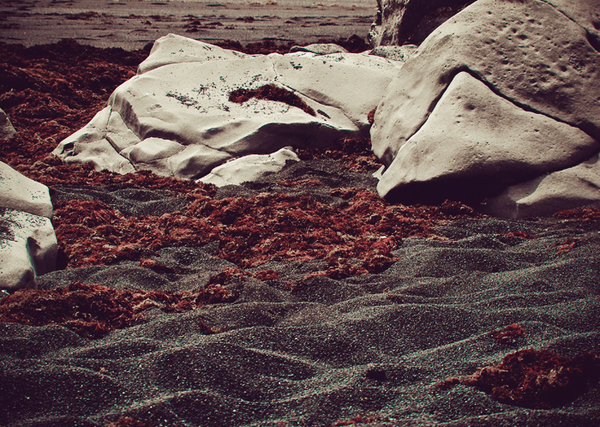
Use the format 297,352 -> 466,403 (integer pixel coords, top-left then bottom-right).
0,0 -> 376,49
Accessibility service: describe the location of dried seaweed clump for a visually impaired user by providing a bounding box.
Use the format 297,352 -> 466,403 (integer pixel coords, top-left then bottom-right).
555,205 -> 600,220
489,323 -> 525,346
436,349 -> 600,409
229,83 -> 316,116
0,282 -> 231,338
54,192 -> 482,278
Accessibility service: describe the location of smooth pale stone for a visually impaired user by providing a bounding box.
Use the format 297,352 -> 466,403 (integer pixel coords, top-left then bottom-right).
0,209 -> 57,291
0,108 -> 16,140
290,43 -> 348,55
377,72 -> 600,200
53,106 -> 136,174
273,53 -> 397,131
198,147 -> 300,187
137,33 -> 248,74
105,110 -> 141,152
0,161 -> 52,218
121,137 -> 184,164
369,45 -> 418,62
371,0 -> 600,166
168,145 -> 233,180
485,154 -> 600,218
111,56 -> 358,150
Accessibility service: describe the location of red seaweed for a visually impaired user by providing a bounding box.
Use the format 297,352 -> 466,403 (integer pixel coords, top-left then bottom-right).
435,349 -> 600,409
489,323 -> 526,346
0,282 -> 231,338
229,83 -> 316,116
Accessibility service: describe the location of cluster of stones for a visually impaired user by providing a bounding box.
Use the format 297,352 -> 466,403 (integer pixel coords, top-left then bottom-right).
3,0 -> 600,290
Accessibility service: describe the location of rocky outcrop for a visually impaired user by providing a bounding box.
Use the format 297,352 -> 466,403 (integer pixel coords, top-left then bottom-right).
53,34 -> 400,182
369,0 -> 477,47
0,162 -> 57,291
371,0 -> 600,217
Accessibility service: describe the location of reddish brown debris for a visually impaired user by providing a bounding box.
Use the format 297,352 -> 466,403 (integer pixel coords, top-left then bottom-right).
547,238 -> 577,256
0,282 -> 231,338
489,323 -> 526,346
503,231 -> 536,239
277,178 -> 323,187
229,83 -> 316,116
367,107 -> 376,125
436,349 -> 600,409
555,205 -> 600,220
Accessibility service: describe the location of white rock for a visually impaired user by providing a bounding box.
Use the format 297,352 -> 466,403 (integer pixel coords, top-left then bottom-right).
0,108 -> 16,140
137,33 -> 249,74
371,0 -> 600,166
377,72 -> 600,200
53,106 -> 136,174
55,36 -> 397,182
0,209 -> 57,291
199,147 -> 300,187
0,161 -> 53,218
485,154 -> 600,218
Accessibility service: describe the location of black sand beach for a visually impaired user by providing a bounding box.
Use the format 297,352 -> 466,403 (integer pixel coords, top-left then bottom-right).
1,1 -> 600,426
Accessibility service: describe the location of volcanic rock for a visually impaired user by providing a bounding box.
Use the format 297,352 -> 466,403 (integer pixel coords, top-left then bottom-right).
53,34 -> 397,181
371,0 -> 600,216
0,162 -> 57,291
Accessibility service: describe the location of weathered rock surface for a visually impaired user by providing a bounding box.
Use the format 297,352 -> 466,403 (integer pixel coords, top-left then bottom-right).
372,0 -> 600,217
0,108 -> 16,140
369,0 -> 477,47
198,147 -> 299,187
485,153 -> 600,218
0,162 -> 57,291
377,72 -> 600,201
54,34 -> 398,182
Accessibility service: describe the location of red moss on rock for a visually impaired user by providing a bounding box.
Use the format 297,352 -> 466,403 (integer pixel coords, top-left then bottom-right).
229,83 -> 316,116
0,282 -> 231,338
436,349 -> 600,409
489,323 -> 526,346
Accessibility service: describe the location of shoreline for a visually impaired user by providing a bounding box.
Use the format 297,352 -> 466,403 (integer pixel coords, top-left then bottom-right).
0,0 -> 375,50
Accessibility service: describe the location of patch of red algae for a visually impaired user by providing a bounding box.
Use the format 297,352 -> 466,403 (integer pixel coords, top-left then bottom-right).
297,137 -> 382,172
0,282 -> 231,338
54,192 -> 482,278
435,349 -> 600,409
106,417 -> 152,427
229,83 -> 316,116
555,205 -> 600,220
0,39 -> 147,174
489,323 -> 526,346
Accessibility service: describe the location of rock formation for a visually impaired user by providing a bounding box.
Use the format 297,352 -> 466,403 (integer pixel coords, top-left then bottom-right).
0,162 -> 57,291
371,0 -> 600,217
53,34 -> 401,182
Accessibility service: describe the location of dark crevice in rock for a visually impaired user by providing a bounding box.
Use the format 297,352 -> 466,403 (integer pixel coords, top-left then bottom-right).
585,29 -> 600,53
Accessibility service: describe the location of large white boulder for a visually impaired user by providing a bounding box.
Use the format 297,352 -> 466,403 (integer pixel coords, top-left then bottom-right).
371,0 -> 600,216
377,72 -> 600,201
0,162 -> 57,291
54,34 -> 399,182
